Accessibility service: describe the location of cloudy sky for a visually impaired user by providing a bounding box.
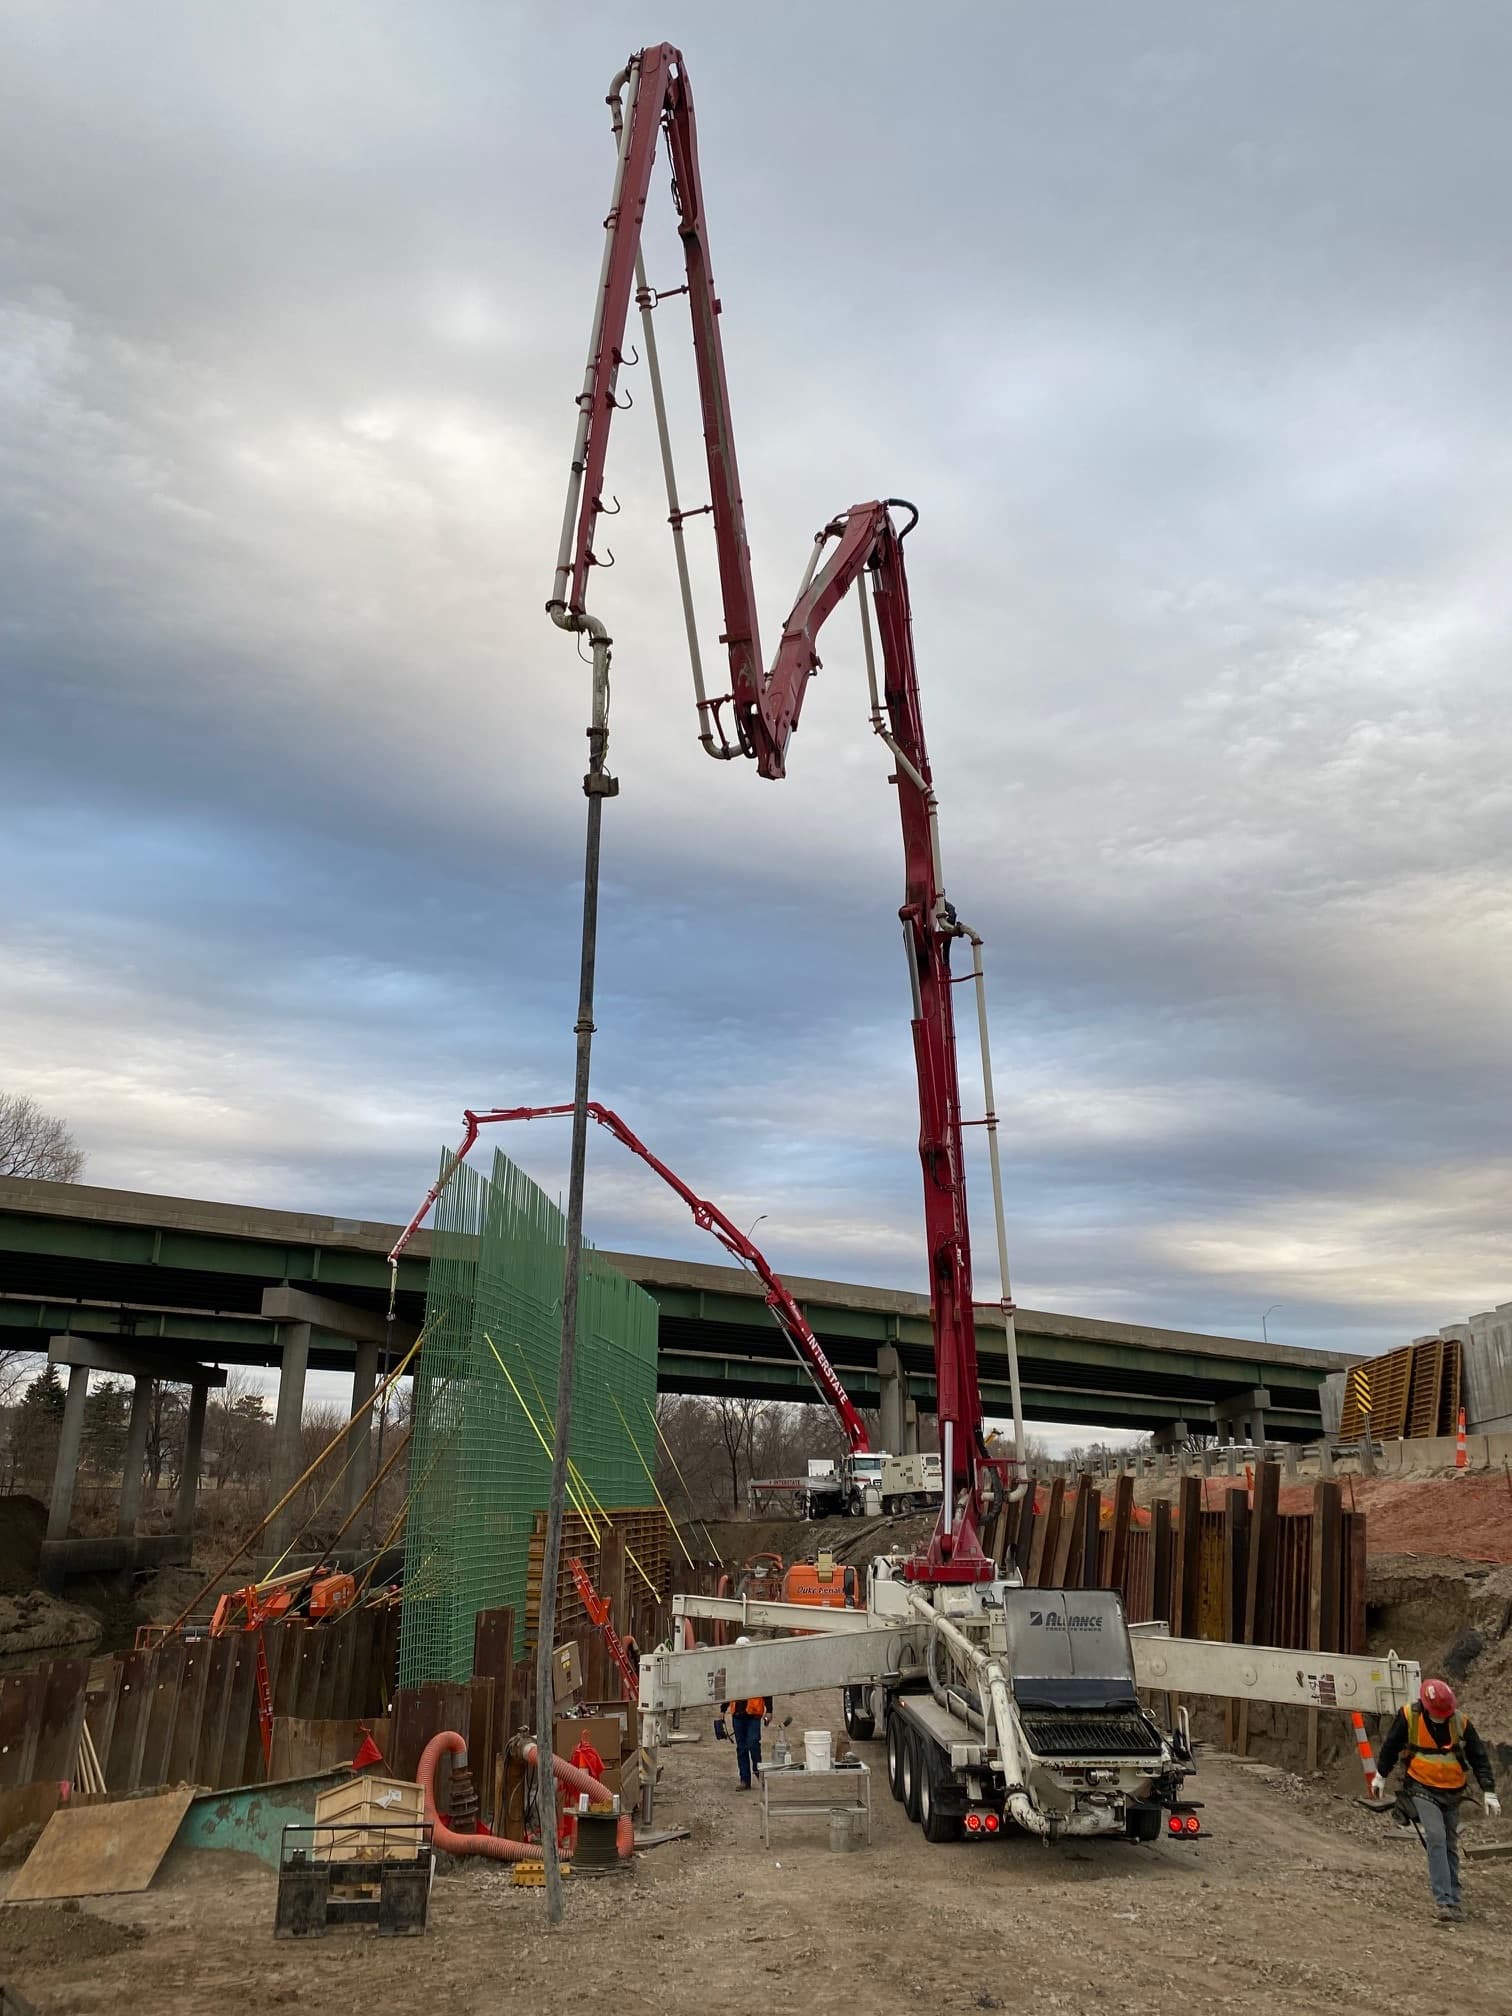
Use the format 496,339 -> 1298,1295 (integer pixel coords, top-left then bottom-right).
3,0 -> 1509,1375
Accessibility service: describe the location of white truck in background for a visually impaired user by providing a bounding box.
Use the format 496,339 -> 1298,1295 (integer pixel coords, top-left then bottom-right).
805,1450 -> 943,1518
750,1452 -> 945,1520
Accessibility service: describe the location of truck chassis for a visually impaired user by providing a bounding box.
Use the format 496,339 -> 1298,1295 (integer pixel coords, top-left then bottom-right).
641,1562 -> 1420,1847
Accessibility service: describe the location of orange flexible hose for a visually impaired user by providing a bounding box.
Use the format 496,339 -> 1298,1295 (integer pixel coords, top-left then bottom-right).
416,1730 -> 633,1861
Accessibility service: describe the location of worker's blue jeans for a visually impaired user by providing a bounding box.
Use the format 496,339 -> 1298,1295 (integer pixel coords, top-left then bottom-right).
732,1711 -> 762,1787
1411,1793 -> 1462,1910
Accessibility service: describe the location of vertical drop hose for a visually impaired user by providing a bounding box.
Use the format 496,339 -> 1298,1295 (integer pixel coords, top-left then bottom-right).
416,1730 -> 633,1862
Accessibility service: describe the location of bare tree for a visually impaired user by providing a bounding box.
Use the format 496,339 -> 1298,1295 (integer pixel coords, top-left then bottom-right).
0,1092 -> 86,1182
654,1394 -> 725,1523
8,1361 -> 67,1488
710,1396 -> 766,1512
207,1369 -> 272,1488
297,1402 -> 353,1542
145,1382 -> 189,1489
0,1348 -> 38,1410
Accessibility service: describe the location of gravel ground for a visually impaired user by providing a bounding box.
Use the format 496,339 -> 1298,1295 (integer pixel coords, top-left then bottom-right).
3,1696 -> 1509,2016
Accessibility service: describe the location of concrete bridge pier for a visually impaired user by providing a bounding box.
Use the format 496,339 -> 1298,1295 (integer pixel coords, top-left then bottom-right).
1215,1386 -> 1271,1447
259,1286 -> 417,1561
878,1343 -> 905,1454
42,1336 -> 226,1589
115,1375 -> 154,1534
44,1361 -> 91,1547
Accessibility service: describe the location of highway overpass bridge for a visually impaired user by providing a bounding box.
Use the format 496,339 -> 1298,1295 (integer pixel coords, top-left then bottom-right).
1,1178 -> 1351,1570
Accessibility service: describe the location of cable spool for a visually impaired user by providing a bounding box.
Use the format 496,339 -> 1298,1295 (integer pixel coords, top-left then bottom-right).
571,1807 -> 625,1874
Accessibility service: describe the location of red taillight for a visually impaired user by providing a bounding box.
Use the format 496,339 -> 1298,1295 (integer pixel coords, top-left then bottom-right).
1168,1814 -> 1183,1834
1184,1814 -> 1200,1834
983,1811 -> 1000,1833
965,1811 -> 982,1834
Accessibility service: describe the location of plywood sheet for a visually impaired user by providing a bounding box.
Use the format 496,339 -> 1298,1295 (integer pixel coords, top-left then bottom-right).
5,1785 -> 194,1901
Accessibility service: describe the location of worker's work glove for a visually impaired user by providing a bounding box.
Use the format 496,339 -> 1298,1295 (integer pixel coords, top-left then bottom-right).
1369,1773 -> 1387,1801
764,1714 -> 772,1727
1485,1793 -> 1502,1819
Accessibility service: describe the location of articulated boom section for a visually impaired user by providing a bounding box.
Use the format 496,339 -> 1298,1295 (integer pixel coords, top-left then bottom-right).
549,41 -> 1013,1581
386,1100 -> 871,1454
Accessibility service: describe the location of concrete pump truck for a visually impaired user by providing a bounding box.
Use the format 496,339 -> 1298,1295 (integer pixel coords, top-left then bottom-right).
546,42 -> 1419,1847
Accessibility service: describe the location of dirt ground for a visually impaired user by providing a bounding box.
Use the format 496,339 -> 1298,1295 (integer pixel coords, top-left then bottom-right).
4,1695 -> 1509,2016
1196,1471 -> 1512,1564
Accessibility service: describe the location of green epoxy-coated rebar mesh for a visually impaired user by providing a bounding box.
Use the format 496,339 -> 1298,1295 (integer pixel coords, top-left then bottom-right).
397,1146 -> 659,1684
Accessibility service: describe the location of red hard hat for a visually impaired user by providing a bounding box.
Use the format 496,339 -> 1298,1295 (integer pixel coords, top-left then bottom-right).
1421,1678 -> 1457,1719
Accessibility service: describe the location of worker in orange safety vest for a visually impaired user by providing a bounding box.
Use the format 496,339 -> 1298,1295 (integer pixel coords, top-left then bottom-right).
1372,1677 -> 1500,1922
719,1636 -> 773,1790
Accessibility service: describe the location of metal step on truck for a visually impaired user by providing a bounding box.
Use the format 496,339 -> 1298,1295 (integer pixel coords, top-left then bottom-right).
639,1553 -> 1420,1848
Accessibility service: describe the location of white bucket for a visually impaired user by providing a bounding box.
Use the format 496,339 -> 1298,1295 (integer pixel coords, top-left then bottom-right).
804,1729 -> 832,1773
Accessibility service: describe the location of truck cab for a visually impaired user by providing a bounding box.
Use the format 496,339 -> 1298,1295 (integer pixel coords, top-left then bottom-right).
838,1450 -> 944,1516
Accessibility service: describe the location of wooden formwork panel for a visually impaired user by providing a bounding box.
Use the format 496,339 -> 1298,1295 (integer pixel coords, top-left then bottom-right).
1407,1338 -> 1444,1440
1341,1344 -> 1414,1439
525,1507 -> 670,1653
33,1660 -> 88,1785
1439,1340 -> 1462,1436
1121,1527 -> 1153,1623
0,1670 -> 45,1789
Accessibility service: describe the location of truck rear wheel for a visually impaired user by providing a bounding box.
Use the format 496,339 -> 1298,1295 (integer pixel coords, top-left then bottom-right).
843,1686 -> 876,1742
886,1712 -> 907,1802
902,1723 -> 923,1823
918,1741 -> 961,1844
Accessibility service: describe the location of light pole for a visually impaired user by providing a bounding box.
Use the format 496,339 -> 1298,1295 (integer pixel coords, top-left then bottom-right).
1261,1303 -> 1281,1343
746,1214 -> 767,1242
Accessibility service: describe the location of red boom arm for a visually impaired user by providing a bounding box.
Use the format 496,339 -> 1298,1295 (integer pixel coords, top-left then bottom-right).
547,43 -> 1001,1579
388,1102 -> 872,1456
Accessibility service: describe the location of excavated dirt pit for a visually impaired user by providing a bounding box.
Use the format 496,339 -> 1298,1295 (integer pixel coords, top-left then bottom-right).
0,1901 -> 144,1967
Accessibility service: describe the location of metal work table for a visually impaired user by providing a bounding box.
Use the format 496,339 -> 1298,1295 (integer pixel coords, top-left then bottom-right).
758,1759 -> 872,1847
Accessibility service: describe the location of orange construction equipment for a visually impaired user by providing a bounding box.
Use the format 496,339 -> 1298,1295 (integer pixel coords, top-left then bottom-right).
782,1560 -> 861,1610
207,1567 -> 355,1635
567,1555 -> 639,1699
741,1552 -> 786,1597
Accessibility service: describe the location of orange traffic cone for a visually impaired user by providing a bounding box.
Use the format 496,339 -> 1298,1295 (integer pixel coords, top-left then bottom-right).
1350,1712 -> 1377,1794
1455,1407 -> 1468,1471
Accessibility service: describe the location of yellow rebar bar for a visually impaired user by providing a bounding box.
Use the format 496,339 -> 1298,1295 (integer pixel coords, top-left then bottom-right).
483,1334 -> 600,1538
643,1395 -> 720,1559
608,1387 -> 696,1569
488,1329 -> 662,1599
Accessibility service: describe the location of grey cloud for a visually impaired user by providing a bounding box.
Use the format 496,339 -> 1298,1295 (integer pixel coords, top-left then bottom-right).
2,1 -> 1509,1366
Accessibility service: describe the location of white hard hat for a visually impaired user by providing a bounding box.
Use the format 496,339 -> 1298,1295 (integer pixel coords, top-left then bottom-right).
736,1635 -> 752,1646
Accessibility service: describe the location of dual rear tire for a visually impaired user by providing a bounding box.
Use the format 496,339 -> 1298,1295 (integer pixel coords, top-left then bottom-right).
886,1710 -> 962,1843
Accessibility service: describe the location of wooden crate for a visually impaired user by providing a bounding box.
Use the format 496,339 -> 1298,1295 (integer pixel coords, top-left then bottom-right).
312,1773 -> 424,1862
